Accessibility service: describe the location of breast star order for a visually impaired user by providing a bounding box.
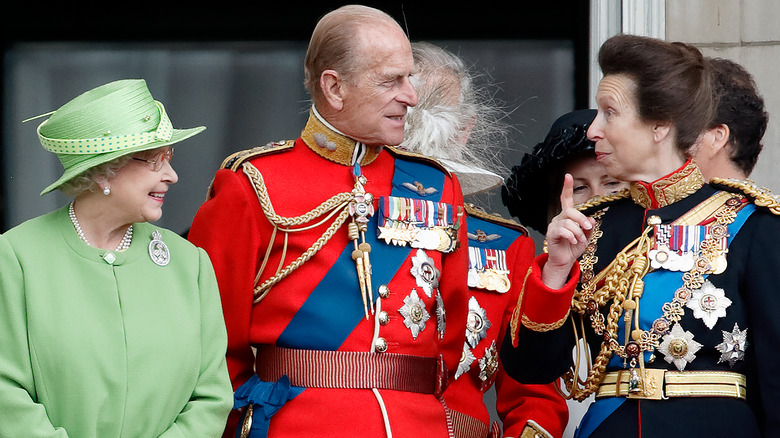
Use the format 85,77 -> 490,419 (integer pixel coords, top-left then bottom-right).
685,280 -> 732,329
658,323 -> 702,371
715,322 -> 748,367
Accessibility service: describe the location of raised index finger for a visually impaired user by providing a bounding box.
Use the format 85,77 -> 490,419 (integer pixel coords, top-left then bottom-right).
560,173 -> 575,211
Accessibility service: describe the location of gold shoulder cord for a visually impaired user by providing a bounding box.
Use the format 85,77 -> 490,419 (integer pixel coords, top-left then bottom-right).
241,162 -> 354,304
712,177 -> 780,215
576,188 -> 631,212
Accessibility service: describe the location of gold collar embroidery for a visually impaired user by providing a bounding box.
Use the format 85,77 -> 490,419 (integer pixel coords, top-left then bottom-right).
629,160 -> 705,209
300,107 -> 383,166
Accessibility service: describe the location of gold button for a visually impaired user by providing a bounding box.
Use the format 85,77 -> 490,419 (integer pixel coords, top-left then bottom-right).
647,215 -> 662,225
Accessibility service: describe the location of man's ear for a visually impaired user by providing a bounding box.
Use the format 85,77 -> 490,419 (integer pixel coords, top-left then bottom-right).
709,123 -> 730,153
319,70 -> 344,111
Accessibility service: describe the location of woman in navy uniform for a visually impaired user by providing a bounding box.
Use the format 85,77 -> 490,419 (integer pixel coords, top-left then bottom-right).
501,34 -> 780,437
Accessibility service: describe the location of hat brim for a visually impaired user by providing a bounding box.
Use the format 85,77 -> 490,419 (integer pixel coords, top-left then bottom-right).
40,125 -> 205,195
438,158 -> 504,196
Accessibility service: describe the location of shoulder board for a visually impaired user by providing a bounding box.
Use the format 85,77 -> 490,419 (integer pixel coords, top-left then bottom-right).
384,145 -> 452,176
220,140 -> 295,172
577,188 -> 631,216
465,203 -> 528,235
710,177 -> 780,215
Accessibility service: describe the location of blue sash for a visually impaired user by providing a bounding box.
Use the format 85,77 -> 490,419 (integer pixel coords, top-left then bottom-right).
576,201 -> 756,438
233,375 -> 304,438
277,156 -> 445,349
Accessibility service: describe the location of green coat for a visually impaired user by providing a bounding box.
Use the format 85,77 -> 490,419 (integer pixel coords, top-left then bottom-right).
0,205 -> 233,437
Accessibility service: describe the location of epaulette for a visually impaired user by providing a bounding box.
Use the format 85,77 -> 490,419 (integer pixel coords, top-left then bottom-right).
384,145 -> 452,176
710,177 -> 780,215
220,140 -> 296,172
577,188 -> 631,216
464,203 -> 528,235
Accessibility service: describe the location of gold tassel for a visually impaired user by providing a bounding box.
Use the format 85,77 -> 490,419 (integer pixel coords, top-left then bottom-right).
349,222 -> 371,319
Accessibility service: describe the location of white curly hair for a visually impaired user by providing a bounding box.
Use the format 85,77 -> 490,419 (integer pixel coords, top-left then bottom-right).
401,41 -> 510,181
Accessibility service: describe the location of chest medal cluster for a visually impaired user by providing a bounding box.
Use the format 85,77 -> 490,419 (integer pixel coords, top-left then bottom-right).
378,191 -> 459,343
453,225 -> 515,386
467,246 -> 510,293
378,196 -> 460,253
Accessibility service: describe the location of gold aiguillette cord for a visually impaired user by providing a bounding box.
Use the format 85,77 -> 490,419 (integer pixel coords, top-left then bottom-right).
349,173 -> 375,319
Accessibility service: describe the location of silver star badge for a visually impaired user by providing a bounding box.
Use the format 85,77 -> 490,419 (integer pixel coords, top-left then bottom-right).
435,292 -> 446,340
686,280 -> 732,329
465,296 -> 491,349
478,341 -> 499,383
399,289 -> 430,339
410,249 -> 440,298
658,323 -> 702,371
716,322 -> 748,367
455,343 -> 476,380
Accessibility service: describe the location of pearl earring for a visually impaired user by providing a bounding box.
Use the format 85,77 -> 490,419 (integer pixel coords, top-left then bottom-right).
103,186 -> 111,196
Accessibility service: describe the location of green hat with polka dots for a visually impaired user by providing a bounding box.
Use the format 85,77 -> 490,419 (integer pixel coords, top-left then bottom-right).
35,79 -> 205,195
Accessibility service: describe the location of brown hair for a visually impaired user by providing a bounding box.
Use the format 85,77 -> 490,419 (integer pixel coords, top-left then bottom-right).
708,57 -> 768,175
598,34 -> 714,155
303,5 -> 400,102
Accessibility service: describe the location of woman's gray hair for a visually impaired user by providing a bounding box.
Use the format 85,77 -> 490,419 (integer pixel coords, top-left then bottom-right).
402,41 -> 510,176
58,155 -> 133,197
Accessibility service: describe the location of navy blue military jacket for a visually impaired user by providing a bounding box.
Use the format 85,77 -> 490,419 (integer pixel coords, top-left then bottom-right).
502,180 -> 780,438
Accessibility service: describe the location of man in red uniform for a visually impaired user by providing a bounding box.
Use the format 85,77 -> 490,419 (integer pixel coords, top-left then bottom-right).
458,205 -> 568,438
188,5 -> 469,437
401,41 -> 568,438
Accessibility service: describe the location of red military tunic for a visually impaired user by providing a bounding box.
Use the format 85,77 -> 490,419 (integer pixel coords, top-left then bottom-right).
444,205 -> 567,438
188,109 -> 469,437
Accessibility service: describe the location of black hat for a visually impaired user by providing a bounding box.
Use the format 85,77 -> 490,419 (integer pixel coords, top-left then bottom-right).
501,109 -> 597,234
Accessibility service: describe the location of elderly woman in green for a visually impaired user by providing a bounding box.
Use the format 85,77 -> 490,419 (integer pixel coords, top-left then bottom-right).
0,79 -> 233,437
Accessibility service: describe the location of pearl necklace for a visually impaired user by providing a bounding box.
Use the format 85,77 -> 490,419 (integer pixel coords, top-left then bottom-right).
69,202 -> 133,251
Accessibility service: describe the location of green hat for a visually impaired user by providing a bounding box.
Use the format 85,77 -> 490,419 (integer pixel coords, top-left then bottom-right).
34,79 -> 205,195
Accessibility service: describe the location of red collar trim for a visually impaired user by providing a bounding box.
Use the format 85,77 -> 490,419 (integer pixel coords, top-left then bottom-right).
629,160 -> 705,209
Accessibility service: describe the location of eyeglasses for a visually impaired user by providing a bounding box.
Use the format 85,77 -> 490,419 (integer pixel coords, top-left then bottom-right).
132,147 -> 174,172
